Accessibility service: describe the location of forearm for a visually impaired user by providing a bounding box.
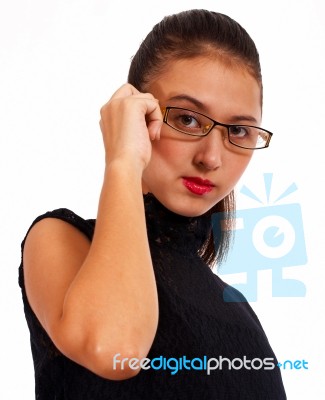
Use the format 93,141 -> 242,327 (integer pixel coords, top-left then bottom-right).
57,160 -> 158,377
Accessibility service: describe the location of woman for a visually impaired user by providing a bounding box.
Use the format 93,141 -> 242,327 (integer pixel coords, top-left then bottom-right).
19,9 -> 286,399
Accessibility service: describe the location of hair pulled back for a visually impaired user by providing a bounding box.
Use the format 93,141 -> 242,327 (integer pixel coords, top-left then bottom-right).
128,9 -> 262,267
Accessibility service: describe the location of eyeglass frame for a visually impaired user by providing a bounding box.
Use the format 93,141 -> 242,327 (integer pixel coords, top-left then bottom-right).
161,106 -> 273,150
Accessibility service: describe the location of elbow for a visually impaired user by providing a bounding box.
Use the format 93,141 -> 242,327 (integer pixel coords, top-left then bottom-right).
55,325 -> 150,380
89,347 -> 146,380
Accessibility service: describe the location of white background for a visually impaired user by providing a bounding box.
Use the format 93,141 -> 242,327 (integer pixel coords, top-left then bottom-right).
1,0 -> 324,398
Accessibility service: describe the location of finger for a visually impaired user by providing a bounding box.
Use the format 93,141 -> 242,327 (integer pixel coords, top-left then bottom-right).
99,119 -> 104,134
110,83 -> 140,100
145,104 -> 163,140
147,119 -> 163,141
100,89 -> 158,119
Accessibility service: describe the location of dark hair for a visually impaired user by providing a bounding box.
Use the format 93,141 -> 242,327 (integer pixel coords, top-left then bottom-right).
128,9 -> 262,268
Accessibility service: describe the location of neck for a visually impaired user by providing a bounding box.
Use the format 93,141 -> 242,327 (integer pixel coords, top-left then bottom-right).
143,193 -> 212,256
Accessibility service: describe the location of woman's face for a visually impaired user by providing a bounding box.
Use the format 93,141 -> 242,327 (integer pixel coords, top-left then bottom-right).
142,57 -> 262,217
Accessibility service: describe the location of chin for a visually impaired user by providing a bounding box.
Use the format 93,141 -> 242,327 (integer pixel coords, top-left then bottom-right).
176,206 -> 213,218
158,196 -> 216,218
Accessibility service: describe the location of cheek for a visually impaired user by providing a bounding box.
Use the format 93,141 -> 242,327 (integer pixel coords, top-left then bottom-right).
151,138 -> 188,170
142,140 -> 181,187
227,152 -> 253,180
142,138 -> 192,195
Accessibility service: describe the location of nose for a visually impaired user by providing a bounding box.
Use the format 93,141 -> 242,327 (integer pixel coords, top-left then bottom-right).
193,127 -> 225,170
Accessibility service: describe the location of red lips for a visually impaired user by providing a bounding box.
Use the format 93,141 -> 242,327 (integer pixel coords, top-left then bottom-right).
182,177 -> 214,195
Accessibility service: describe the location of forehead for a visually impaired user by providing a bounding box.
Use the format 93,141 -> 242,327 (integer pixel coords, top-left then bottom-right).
148,57 -> 262,120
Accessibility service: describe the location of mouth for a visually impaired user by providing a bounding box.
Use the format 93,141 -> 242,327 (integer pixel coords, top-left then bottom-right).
182,177 -> 214,195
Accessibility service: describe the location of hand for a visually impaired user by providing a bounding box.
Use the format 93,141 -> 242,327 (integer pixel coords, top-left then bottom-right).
99,84 -> 163,171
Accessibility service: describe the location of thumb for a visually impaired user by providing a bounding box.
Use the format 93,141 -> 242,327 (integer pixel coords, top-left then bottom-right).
147,119 -> 163,141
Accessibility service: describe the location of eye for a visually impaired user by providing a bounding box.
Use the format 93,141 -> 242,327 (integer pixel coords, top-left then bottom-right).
177,113 -> 201,129
168,109 -> 205,134
166,108 -> 213,136
229,125 -> 249,138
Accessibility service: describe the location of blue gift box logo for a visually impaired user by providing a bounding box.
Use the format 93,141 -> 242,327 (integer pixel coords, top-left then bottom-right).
212,173 -> 307,302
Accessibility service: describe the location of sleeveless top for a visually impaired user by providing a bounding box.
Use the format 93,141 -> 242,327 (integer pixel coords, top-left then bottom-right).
18,194 -> 287,399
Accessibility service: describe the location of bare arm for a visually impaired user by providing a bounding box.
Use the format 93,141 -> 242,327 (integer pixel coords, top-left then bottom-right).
23,84 -> 162,380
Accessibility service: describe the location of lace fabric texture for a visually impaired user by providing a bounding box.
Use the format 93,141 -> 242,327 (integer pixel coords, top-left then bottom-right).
19,194 -> 286,399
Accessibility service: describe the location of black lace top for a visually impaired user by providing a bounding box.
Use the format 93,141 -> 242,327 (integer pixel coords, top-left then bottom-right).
19,194 -> 286,399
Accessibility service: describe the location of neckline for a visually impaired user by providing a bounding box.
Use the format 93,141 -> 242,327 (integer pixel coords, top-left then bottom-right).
143,193 -> 212,255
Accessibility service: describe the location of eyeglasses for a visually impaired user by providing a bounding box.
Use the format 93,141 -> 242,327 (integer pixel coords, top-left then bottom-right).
161,106 -> 273,150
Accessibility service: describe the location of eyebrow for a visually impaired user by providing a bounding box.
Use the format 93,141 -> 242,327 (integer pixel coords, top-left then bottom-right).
167,94 -> 258,125
167,94 -> 206,110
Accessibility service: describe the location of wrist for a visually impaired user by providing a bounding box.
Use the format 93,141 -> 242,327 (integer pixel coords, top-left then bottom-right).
104,158 -> 144,184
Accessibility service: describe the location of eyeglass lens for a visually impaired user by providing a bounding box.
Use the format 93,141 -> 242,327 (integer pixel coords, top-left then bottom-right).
166,108 -> 270,149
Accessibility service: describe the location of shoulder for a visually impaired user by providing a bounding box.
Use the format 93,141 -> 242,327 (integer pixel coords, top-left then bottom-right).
212,273 -> 264,329
19,208 -> 95,293
21,208 -> 96,248
20,209 -> 95,331
21,208 -> 95,277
